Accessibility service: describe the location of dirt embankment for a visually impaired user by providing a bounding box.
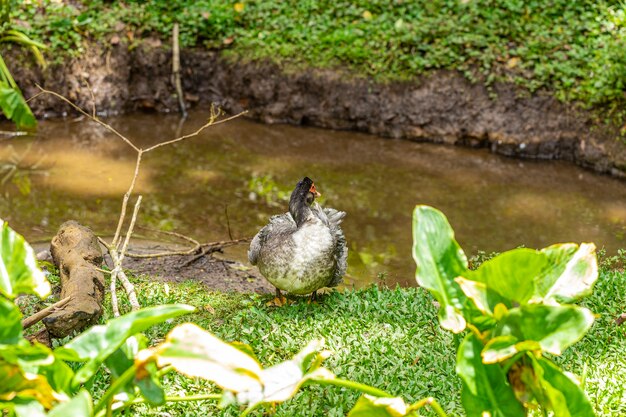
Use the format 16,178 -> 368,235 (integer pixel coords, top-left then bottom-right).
11,40 -> 626,177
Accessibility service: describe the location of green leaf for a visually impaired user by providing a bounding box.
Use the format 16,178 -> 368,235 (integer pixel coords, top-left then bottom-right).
13,400 -> 47,417
0,297 -> 23,344
536,243 -> 598,304
56,304 -> 195,386
153,322 -> 262,392
242,340 -> 333,409
456,333 -> 525,417
467,248 -> 547,305
0,82 -> 36,129
481,335 -> 520,364
455,277 -> 510,316
103,335 -> 141,400
0,219 -> 50,299
154,324 -> 333,410
0,359 -> 61,409
412,205 -> 469,333
348,394 -> 408,417
488,305 -> 594,359
135,361 -> 165,406
532,357 -> 595,417
48,389 -> 93,417
108,334 -> 164,405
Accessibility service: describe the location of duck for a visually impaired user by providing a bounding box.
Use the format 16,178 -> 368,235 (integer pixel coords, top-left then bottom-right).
248,177 -> 347,303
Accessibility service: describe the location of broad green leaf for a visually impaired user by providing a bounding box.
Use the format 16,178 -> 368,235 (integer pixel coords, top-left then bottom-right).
532,357 -> 595,417
0,219 -> 50,299
481,336 -> 520,364
467,248 -> 547,305
456,333 -> 525,417
490,305 -> 594,358
348,394 -> 408,417
154,324 -> 333,410
0,360 -> 63,409
48,389 -> 92,417
56,304 -> 194,386
412,206 -> 468,333
104,335 -> 141,401
0,297 -> 22,344
37,356 -> 74,395
0,82 -> 36,129
242,340 -> 334,409
13,400 -> 46,417
135,361 -> 165,406
536,243 -> 598,304
153,323 -> 262,392
455,277 -> 511,316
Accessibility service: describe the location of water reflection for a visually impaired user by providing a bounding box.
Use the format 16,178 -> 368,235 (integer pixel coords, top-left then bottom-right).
1,111 -> 625,287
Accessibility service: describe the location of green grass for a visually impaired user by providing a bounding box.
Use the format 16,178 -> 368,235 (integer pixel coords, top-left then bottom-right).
8,1 -> 626,121
72,257 -> 626,417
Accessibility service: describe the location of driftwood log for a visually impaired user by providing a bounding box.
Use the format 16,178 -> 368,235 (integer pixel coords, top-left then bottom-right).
43,221 -> 105,338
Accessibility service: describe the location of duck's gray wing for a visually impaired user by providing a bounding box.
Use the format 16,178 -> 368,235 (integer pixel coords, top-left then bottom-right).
248,213 -> 296,265
314,205 -> 348,287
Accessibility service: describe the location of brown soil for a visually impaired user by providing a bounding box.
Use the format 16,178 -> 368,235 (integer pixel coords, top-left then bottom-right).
106,242 -> 273,293
10,40 -> 626,177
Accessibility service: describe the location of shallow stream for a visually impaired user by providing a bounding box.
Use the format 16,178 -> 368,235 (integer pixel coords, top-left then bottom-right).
1,111 -> 625,287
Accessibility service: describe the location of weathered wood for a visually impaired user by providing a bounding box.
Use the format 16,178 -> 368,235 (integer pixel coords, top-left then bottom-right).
21,296 -> 71,330
43,221 -> 105,338
26,328 -> 51,348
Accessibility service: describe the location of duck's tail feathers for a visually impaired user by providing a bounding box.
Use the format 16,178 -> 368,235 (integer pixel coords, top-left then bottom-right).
322,207 -> 346,230
329,228 -> 348,287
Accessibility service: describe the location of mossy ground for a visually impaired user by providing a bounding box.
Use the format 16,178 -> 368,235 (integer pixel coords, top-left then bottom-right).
36,253 -> 622,416
10,1 -> 626,122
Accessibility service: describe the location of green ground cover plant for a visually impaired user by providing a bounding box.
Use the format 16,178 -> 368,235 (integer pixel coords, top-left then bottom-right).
2,208 -> 626,416
11,0 -> 626,119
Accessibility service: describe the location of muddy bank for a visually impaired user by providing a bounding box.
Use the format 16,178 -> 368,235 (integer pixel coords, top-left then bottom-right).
11,40 -> 626,177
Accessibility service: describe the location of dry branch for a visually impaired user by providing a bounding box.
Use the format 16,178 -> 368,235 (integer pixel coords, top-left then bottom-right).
125,237 -> 251,259
172,22 -> 187,118
34,86 -> 247,320
21,296 -> 71,330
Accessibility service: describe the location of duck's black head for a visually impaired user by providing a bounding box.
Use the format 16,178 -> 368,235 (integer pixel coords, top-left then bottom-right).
289,177 -> 321,226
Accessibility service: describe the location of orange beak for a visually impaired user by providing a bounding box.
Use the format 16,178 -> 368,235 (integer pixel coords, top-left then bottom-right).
309,183 -> 321,197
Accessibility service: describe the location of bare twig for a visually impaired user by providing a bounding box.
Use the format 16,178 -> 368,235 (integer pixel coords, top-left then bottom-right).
35,85 -> 140,152
137,226 -> 200,247
224,204 -> 233,241
25,90 -> 45,103
118,269 -> 140,311
143,109 -> 246,153
172,22 -> 187,118
21,296 -> 71,330
125,237 -> 250,259
109,196 -> 143,316
112,152 -> 143,248
110,267 -> 119,317
33,87 -> 247,315
119,196 -> 143,264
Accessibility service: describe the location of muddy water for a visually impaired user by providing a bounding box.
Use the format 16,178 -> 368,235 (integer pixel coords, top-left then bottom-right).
1,111 -> 625,287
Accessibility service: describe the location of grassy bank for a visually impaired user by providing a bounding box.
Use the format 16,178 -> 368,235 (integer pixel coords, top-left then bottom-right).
42,255 -> 624,417
10,1 -> 626,120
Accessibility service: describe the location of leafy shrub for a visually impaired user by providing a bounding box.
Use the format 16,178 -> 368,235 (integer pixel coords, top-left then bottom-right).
0,0 -> 45,128
412,205 -> 598,416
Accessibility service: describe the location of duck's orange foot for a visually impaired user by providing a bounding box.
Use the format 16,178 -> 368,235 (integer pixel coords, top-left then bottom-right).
266,296 -> 288,307
307,291 -> 319,305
